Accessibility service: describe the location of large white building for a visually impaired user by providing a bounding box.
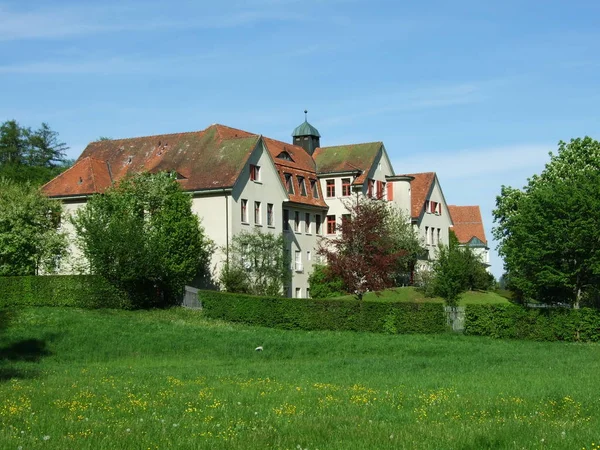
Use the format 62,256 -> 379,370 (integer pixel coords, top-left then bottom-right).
42,118 -> 487,296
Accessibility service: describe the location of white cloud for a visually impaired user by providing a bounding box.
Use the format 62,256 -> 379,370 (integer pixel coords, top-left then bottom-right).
394,143 -> 552,181
0,3 -> 304,41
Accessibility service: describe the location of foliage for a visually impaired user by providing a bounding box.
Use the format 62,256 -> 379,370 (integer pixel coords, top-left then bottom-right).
494,137 -> 600,307
318,199 -> 423,299
219,229 -> 289,296
0,275 -> 130,309
72,172 -> 213,307
0,120 -> 70,185
0,178 -> 67,276
464,304 -> 600,342
201,290 -> 446,334
307,264 -> 345,298
429,236 -> 492,307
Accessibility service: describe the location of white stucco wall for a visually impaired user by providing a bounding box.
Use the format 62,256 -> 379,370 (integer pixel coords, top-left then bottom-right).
414,179 -> 453,260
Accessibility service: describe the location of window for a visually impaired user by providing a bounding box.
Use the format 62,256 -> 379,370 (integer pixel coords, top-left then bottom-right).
250,164 -> 260,181
425,200 -> 430,213
327,215 -> 336,234
430,227 -> 435,246
295,287 -> 302,298
368,179 -> 375,198
295,251 -> 302,272
267,203 -> 274,226
284,173 -> 294,194
254,201 -> 261,225
305,213 -> 311,233
241,243 -> 251,269
241,199 -> 248,223
294,211 -> 300,232
437,228 -> 441,245
298,176 -> 307,196
425,226 -> 430,245
307,250 -> 312,261
376,180 -> 385,199
310,179 -> 319,198
342,178 -> 351,196
283,209 -> 290,231
326,179 -> 335,197
315,214 -> 322,235
306,288 -> 310,298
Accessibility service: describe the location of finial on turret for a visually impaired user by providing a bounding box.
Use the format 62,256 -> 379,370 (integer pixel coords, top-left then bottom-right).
304,109 -> 308,121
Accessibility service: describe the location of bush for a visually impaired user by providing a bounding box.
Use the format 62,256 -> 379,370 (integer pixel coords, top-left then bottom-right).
0,275 -> 131,309
201,290 -> 446,334
308,265 -> 345,299
464,304 -> 600,342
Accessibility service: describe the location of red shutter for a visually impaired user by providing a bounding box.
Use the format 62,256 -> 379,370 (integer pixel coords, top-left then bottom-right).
387,182 -> 394,201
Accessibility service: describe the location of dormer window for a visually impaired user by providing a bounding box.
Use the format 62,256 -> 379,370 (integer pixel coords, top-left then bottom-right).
284,173 -> 294,194
250,164 -> 260,182
297,176 -> 307,196
277,151 -> 294,162
310,179 -> 319,198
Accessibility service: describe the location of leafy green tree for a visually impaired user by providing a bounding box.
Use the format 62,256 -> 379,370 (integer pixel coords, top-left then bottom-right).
308,264 -> 345,298
219,229 -> 289,296
318,199 -> 424,299
0,178 -> 67,276
72,172 -> 213,307
494,137 -> 600,307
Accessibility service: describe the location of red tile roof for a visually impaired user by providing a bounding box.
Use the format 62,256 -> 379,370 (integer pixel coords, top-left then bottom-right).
448,205 -> 487,245
403,172 -> 436,219
313,142 -> 382,185
42,124 -> 261,197
42,157 -> 113,197
262,137 -> 327,208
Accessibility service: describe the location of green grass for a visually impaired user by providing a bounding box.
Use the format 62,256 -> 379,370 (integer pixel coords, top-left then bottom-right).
337,286 -> 510,305
1,307 -> 599,449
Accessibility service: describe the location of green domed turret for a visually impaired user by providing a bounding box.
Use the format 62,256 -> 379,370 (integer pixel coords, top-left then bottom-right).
292,110 -> 321,156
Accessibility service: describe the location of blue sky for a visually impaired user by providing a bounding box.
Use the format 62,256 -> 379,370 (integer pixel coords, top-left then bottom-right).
2,0 -> 599,277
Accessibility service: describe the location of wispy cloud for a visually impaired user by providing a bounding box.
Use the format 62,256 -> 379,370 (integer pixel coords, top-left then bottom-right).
0,3 -> 304,41
394,143 -> 553,181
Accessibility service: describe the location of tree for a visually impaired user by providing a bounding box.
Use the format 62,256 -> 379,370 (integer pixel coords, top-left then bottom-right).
219,229 -> 289,296
28,123 -> 68,168
72,172 -> 213,307
494,137 -> 600,307
318,199 -> 423,299
0,120 -> 70,185
0,178 -> 67,276
308,264 -> 345,298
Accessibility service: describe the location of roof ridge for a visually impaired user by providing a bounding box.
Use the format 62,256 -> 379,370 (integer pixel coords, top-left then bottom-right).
318,141 -> 383,150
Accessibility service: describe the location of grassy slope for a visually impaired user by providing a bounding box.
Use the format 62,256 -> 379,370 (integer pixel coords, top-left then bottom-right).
337,287 -> 509,305
1,307 -> 598,450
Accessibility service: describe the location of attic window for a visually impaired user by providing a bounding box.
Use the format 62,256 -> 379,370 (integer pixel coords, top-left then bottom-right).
310,179 -> 319,198
78,177 -> 83,185
127,156 -> 132,165
284,173 -> 294,194
297,176 -> 307,196
277,151 -> 294,162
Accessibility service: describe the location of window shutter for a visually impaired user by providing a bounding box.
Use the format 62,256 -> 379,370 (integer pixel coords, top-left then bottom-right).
387,182 -> 393,200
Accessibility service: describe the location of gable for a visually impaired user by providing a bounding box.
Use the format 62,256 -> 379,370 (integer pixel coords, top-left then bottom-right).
448,205 -> 487,245
313,142 -> 383,183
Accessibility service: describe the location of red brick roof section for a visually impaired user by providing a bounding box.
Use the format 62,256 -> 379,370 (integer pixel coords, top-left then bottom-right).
448,205 -> 487,245
313,142 -> 382,185
42,124 -> 261,197
41,157 -> 112,197
403,172 -> 435,219
262,137 -> 327,208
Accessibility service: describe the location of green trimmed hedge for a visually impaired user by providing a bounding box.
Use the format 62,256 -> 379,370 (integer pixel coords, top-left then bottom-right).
464,304 -> 600,342
201,291 -> 446,334
0,275 -> 131,309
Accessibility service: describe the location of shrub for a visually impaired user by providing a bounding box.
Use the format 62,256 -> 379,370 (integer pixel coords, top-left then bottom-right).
307,265 -> 345,299
201,290 -> 446,334
464,304 -> 600,342
0,275 -> 131,309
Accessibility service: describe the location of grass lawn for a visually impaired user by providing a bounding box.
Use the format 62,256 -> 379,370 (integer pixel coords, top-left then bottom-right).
340,286 -> 510,305
1,307 -> 598,449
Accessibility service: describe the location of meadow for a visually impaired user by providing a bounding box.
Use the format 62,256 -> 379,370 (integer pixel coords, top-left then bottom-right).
1,306 -> 599,449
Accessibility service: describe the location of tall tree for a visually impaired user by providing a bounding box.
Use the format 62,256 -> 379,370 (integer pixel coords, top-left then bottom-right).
72,172 -> 214,307
0,120 -> 29,165
494,137 -> 600,307
0,178 -> 67,276
318,199 -> 423,299
28,122 -> 68,168
219,229 -> 289,296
